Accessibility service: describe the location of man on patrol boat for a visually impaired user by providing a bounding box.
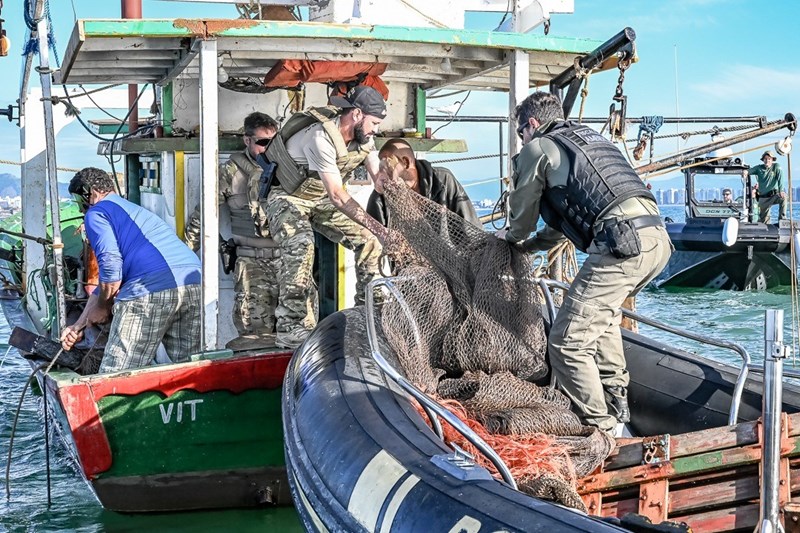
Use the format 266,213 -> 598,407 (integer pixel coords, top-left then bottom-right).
185,112 -> 280,340
499,91 -> 672,436
263,85 -> 391,349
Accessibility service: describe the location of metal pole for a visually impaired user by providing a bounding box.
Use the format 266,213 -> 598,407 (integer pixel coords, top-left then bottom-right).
199,39 -> 220,350
36,17 -> 66,337
759,309 -> 787,533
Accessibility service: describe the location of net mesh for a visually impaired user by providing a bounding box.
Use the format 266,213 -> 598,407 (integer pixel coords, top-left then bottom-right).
371,177 -> 615,509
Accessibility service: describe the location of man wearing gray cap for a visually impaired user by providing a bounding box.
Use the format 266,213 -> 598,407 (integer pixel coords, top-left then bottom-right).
263,85 -> 390,348
749,150 -> 786,223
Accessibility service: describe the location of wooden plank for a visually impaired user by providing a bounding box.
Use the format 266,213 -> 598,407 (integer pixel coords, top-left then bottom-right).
669,473 -> 759,515
638,479 -> 668,523
672,502 -> 759,533
605,422 -> 760,471
579,444 -> 766,493
600,497 -> 637,518
582,491 -> 602,516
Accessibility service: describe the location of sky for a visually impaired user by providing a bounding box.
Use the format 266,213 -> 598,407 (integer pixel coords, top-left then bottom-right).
0,0 -> 798,202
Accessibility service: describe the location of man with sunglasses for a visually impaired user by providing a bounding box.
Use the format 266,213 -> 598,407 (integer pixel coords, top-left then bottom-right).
185,112 -> 280,340
263,85 -> 389,349
499,91 -> 672,437
61,167 -> 202,372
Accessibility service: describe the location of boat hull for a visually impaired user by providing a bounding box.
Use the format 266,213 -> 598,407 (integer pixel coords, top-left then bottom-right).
657,221 -> 795,290
1,297 -> 293,513
283,309 -> 800,531
283,310 -> 627,533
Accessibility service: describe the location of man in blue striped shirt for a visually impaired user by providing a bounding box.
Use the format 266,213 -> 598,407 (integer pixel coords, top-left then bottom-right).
61,167 -> 202,372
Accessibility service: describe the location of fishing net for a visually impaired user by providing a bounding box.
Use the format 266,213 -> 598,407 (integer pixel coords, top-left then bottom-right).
371,175 -> 615,510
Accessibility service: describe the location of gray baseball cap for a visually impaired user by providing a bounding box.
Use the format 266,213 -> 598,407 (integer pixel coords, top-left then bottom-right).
330,86 -> 387,119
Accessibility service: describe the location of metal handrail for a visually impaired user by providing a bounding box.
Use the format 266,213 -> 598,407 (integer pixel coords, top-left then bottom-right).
365,278 -> 517,490
536,278 -> 751,426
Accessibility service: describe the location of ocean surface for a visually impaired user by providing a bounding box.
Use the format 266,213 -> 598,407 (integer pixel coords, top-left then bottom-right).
1,204 -> 799,531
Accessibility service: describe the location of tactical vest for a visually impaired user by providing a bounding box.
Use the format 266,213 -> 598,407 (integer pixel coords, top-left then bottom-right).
265,106 -> 371,197
227,152 -> 262,237
538,121 -> 656,252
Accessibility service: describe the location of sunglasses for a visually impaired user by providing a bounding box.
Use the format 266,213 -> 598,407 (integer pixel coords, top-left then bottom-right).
72,193 -> 89,211
250,136 -> 273,147
516,121 -> 529,140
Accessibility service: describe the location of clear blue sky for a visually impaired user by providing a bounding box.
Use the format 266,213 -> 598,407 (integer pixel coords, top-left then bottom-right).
0,0 -> 797,202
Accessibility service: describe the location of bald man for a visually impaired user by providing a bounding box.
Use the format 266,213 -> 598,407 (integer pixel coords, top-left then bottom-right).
367,138 -> 481,228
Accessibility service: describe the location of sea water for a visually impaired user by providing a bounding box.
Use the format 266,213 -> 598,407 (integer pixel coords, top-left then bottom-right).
1,204 -> 799,531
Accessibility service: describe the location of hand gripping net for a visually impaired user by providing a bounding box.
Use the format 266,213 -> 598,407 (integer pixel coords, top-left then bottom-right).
371,177 -> 615,510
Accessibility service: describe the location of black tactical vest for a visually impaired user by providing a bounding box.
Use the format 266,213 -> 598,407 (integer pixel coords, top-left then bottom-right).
538,121 -> 656,251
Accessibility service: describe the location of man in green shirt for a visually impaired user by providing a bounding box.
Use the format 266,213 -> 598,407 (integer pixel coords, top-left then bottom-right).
749,150 -> 786,223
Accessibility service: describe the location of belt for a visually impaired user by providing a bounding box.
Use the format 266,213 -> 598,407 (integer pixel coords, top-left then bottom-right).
597,214 -> 663,233
758,189 -> 779,198
237,245 -> 280,259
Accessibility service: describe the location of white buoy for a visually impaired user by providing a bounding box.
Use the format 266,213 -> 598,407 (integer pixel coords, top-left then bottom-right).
722,217 -> 739,247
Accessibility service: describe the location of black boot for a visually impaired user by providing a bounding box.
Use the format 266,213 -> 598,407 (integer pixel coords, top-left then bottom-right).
604,386 -> 630,424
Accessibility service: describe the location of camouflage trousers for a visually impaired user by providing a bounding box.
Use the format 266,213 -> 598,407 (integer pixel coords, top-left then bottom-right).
99,284 -> 201,373
265,185 -> 382,335
234,256 -> 279,336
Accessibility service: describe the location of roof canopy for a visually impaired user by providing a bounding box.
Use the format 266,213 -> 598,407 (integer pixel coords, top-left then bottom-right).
56,19 -> 604,91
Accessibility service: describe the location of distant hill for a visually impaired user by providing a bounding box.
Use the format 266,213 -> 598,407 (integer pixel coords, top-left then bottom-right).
0,173 -> 70,198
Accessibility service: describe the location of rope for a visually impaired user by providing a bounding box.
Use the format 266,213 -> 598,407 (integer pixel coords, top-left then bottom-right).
5,363 -> 48,500
640,141 -> 776,179
0,158 -> 122,176
431,152 -> 508,165
396,0 -> 448,28
625,121 -> 769,144
787,151 -> 799,367
577,71 -> 591,123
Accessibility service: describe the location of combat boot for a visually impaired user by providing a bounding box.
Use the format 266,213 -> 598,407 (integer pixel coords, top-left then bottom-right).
275,326 -> 310,350
604,386 -> 630,424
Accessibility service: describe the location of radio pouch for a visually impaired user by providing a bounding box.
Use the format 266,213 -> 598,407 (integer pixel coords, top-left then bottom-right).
599,219 -> 641,259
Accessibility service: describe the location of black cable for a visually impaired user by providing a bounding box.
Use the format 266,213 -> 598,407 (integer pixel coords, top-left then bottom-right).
108,84 -> 150,195
430,91 -> 471,137
5,363 -> 49,500
495,0 -> 512,30
77,84 -> 123,121
43,373 -> 51,507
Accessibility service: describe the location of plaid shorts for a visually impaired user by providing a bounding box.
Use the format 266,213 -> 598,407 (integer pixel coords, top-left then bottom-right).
99,284 -> 201,373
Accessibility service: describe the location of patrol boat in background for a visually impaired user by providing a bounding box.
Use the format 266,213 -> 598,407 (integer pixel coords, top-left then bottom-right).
653,151 -> 799,291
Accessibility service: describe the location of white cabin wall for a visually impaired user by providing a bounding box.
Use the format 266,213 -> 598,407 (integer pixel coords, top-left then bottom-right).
309,0 -> 465,28
172,80 -> 411,133
171,79 -> 291,133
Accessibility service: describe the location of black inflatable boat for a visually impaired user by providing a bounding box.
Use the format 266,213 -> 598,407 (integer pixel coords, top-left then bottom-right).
282,307 -> 800,532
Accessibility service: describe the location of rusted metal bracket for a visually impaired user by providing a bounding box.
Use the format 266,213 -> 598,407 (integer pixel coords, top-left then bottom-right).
642,435 -> 671,465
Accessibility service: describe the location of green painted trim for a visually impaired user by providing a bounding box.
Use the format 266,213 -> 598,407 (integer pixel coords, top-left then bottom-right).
78,19 -> 602,54
97,389 -> 285,478
92,123 -> 129,135
375,137 -> 467,153
114,136 -> 466,155
416,88 -> 426,134
113,136 -> 244,155
162,83 -> 173,136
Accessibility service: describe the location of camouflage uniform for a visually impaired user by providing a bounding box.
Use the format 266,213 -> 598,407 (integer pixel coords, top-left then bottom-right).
263,107 -> 382,342
265,183 -> 381,335
185,151 -> 279,336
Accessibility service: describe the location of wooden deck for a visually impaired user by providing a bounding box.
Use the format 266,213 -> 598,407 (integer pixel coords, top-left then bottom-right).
579,412 -> 800,532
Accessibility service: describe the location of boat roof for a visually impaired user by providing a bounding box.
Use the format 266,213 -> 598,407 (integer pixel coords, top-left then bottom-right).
56,19 -> 606,91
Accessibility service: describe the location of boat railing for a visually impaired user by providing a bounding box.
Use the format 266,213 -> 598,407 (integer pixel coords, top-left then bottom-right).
365,278 -> 518,490
536,278 -> 751,426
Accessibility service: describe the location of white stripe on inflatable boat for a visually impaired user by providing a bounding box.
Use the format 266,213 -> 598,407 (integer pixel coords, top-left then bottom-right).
378,473 -> 420,533
295,474 -> 330,533
348,450 -> 417,531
